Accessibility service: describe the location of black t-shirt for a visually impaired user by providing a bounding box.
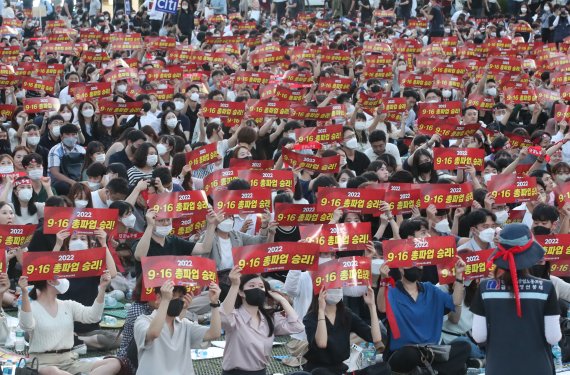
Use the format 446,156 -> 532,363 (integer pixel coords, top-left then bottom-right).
346,150 -> 370,176
471,276 -> 560,375
108,149 -> 133,170
134,236 -> 196,276
429,6 -> 444,32
304,308 -> 373,373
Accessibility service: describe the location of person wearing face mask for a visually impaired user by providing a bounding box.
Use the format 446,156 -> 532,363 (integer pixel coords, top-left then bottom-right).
39,116 -> 68,152
302,276 -> 385,375
67,182 -> 93,210
93,114 -> 120,150
0,177 -> 45,225
170,94 -> 192,141
133,208 -> 216,276
221,268 -> 304,375
341,127 -> 370,175
18,272 -> 112,374
126,142 -> 160,186
176,0 -> 194,37
458,209 -> 497,252
22,153 -> 53,203
21,125 -> 49,169
377,258 -> 469,374
531,203 -> 560,236
133,280 -> 222,375
77,101 -> 97,145
541,3 -> 553,43
47,124 -> 86,196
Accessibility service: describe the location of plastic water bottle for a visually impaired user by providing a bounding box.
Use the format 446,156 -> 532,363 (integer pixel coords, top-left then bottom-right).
126,289 -> 133,302
2,360 -> 13,375
14,328 -> 25,353
553,344 -> 563,370
360,342 -> 375,367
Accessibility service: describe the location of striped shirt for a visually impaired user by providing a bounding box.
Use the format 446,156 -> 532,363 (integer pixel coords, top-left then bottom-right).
127,166 -> 152,186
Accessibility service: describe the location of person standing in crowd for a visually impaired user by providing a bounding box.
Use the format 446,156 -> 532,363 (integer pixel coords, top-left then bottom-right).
471,224 -> 562,374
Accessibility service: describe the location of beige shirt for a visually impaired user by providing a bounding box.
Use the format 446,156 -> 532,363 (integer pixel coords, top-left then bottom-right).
134,312 -> 208,375
221,306 -> 304,371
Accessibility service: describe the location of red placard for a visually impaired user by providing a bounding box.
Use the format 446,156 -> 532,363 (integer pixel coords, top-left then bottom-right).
233,242 -> 319,274
419,183 -> 474,209
247,100 -> 291,118
487,174 -> 538,204
288,105 -> 343,121
294,125 -> 343,144
185,142 -> 219,170
433,74 -> 462,89
379,185 -> 421,214
22,248 -> 106,281
234,71 -> 272,86
103,67 -> 138,82
145,67 -> 184,81
23,97 -> 60,114
399,73 -> 433,88
203,168 -> 239,194
503,88 -> 537,104
212,189 -> 271,214
555,182 -> 570,206
43,207 -> 118,235
0,225 -> 36,251
281,148 -> 340,173
0,104 -> 16,119
433,148 -> 485,171
22,77 -> 55,95
316,187 -> 385,214
536,234 -> 570,261
147,191 -> 208,219
466,94 -> 495,111
384,236 -> 456,267
172,216 -> 207,239
274,203 -> 333,225
417,119 -> 480,140
320,49 -> 351,64
299,223 -> 371,252
68,82 -> 112,101
229,159 -> 274,170
202,100 -> 246,120
488,57 -> 523,73
98,100 -> 143,115
505,209 -> 525,224
313,257 -> 371,292
33,63 -> 65,77
555,103 -> 570,122
0,45 -> 20,59
141,256 -> 217,288
459,249 -> 495,281
318,76 -> 352,92
238,169 -> 294,190
81,51 -> 110,64
0,75 -> 20,89
418,101 -> 462,120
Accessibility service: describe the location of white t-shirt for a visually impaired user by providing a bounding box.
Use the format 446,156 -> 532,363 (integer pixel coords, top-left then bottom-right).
218,237 -> 233,270
364,142 -> 402,166
91,191 -> 108,209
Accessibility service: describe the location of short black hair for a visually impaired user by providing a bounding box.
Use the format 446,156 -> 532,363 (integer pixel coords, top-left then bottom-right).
533,203 -> 559,223
86,162 -> 107,178
152,167 -> 172,186
466,208 -> 496,229
399,218 -> 429,239
60,124 -> 78,135
227,178 -> 251,190
368,130 -> 387,144
106,177 -> 129,196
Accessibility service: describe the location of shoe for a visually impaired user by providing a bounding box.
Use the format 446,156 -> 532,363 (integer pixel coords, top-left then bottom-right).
466,358 -> 485,368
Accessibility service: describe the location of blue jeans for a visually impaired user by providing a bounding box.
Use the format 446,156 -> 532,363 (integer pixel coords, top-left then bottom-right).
451,336 -> 485,359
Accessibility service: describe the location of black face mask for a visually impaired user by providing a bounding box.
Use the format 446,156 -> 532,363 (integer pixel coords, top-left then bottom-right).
417,162 -> 433,174
244,288 -> 266,307
533,225 -> 551,235
166,298 -> 185,317
531,264 -> 548,278
403,267 -> 422,282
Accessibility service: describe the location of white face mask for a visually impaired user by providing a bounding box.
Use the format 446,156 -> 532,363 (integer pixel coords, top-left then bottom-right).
174,101 -> 184,111
442,89 -> 452,98
371,258 -> 384,276
0,164 -> 13,174
82,108 -> 95,118
28,168 -> 43,180
102,117 -> 114,127
27,136 -> 40,146
338,181 -> 347,188
61,113 -> 72,122
545,5 -> 550,11
398,65 -> 407,72
88,181 -> 102,191
355,121 -> 367,131
69,239 -> 88,251
342,285 -> 367,297
486,87 -> 497,97
154,225 -> 172,237
478,228 -> 496,243
95,153 -> 106,163
495,210 -> 509,225
166,118 -> 178,129
74,199 -> 88,209
52,126 -> 61,137
495,114 -> 504,122
51,278 -> 70,294
16,117 -> 25,126
146,155 -> 158,167
217,218 -> 234,232
17,188 -> 32,202
318,257 -> 332,265
483,173 -> 496,184
344,138 -> 358,150
116,84 -> 127,93
434,218 -> 451,233
325,288 -> 343,305
521,7 -> 527,13
156,144 -> 168,155
121,213 -> 136,228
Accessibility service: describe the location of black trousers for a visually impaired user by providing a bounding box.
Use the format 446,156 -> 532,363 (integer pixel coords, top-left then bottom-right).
387,341 -> 470,375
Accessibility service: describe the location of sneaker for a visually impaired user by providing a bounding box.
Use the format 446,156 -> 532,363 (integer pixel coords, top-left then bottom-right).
466,358 -> 485,368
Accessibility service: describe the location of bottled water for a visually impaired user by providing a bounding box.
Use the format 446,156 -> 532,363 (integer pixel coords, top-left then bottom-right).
360,342 -> 376,367
553,344 -> 563,370
2,360 -> 13,375
14,328 -> 25,353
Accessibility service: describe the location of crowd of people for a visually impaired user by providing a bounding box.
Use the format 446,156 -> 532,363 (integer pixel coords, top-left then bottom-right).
0,0 -> 564,374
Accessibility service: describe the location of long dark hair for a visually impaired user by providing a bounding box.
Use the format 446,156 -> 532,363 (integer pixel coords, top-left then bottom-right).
235,274 -> 275,337
12,182 -> 38,216
29,280 -> 48,300
494,267 -> 530,288
307,290 -> 350,327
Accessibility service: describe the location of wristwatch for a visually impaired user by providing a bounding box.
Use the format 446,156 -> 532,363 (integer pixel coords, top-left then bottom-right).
210,300 -> 221,308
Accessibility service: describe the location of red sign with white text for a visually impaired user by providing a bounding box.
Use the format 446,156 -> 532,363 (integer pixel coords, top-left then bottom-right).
487,174 -> 538,204
185,142 -> 219,169
282,148 -> 340,173
313,257 -> 371,292
274,203 -> 333,225
233,242 -> 320,274
238,170 -> 294,190
146,191 -> 209,219
317,187 -> 384,214
22,248 -> 106,281
0,225 -> 36,251
384,236 -> 456,268
418,183 -> 474,209
433,148 -> 485,171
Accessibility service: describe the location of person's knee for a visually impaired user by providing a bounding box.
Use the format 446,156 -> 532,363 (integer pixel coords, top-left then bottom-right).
451,340 -> 472,360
